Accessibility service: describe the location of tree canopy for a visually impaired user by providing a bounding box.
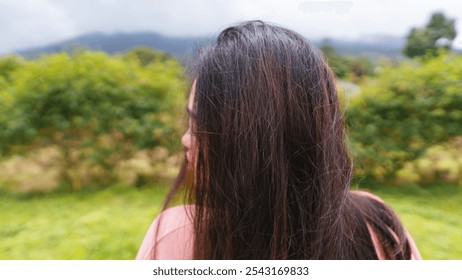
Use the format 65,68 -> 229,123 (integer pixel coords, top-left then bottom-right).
347,54 -> 462,183
403,12 -> 457,58
0,50 -> 186,189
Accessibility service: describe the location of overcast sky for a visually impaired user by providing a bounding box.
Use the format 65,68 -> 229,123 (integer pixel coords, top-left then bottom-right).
1,0 -> 462,54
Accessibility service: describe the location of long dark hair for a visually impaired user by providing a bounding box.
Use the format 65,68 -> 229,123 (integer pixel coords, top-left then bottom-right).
164,20 -> 411,259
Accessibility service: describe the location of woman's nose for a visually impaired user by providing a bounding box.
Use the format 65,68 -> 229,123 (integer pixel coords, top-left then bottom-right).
181,129 -> 191,150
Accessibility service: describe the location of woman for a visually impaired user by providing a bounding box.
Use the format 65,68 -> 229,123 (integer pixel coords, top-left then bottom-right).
137,20 -> 421,260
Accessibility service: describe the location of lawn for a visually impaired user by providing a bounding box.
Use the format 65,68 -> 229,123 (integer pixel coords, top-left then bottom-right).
365,184 -> 462,260
0,185 -> 169,259
1,184 -> 460,259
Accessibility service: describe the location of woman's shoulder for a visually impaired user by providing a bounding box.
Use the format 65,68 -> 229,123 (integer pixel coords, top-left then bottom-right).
350,189 -> 384,202
136,205 -> 194,260
155,205 -> 194,238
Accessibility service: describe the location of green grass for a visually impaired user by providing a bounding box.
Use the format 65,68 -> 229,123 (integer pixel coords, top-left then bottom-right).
362,184 -> 462,260
0,185 -> 169,259
1,183 -> 461,259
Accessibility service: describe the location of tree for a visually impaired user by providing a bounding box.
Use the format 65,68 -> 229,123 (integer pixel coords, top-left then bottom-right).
319,43 -> 375,81
347,54 -> 462,184
0,55 -> 23,81
403,12 -> 457,58
122,46 -> 174,66
0,51 -> 185,190
319,43 -> 350,79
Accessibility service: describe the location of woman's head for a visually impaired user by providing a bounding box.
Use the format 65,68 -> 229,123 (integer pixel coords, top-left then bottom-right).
188,20 -> 350,182
178,20 -> 353,258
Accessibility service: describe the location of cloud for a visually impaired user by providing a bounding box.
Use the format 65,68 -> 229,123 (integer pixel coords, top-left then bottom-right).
298,1 -> 354,15
0,0 -> 461,54
0,0 -> 79,52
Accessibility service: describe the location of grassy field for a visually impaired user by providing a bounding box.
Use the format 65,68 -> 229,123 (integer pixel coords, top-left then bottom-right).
1,183 -> 461,259
367,184 -> 462,260
0,185 -> 169,259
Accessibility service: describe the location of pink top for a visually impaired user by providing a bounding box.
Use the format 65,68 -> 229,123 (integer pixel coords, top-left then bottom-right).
136,198 -> 422,260
136,205 -> 194,260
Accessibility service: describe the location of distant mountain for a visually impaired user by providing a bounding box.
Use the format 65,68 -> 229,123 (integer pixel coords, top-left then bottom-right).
17,32 -> 212,61
16,31 -> 405,60
315,35 -> 406,59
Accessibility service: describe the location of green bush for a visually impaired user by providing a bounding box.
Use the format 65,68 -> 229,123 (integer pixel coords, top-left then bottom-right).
347,54 -> 462,183
320,45 -> 376,81
395,137 -> 462,186
0,55 -> 24,81
0,50 -> 186,190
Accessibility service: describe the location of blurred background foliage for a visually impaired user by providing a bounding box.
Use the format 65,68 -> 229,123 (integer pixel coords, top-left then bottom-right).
347,53 -> 462,186
3,48 -> 460,192
0,48 -> 186,192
